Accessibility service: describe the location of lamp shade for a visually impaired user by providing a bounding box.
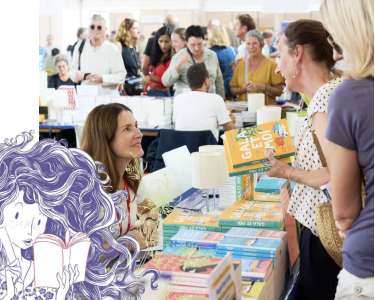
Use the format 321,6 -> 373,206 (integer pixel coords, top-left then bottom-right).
256,106 -> 282,125
199,145 -> 229,178
248,93 -> 265,113
191,151 -> 227,189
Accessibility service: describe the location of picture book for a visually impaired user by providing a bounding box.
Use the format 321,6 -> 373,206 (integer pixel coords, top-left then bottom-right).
166,292 -> 209,300
224,140 -> 293,176
224,119 -> 295,169
163,247 -> 217,258
242,281 -> 265,299
33,232 -> 91,288
240,258 -> 273,281
254,175 -> 288,194
225,227 -> 286,240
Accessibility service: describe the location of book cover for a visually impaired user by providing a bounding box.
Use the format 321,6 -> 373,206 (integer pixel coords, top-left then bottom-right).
224,119 -> 295,169
216,236 -> 281,254
163,247 -> 217,258
224,141 -> 292,176
170,229 -> 224,248
242,281 -> 265,299
33,232 -> 91,288
166,292 -> 209,299
240,259 -> 273,280
163,209 -> 220,231
219,201 -> 284,229
225,227 -> 286,240
254,176 -> 288,193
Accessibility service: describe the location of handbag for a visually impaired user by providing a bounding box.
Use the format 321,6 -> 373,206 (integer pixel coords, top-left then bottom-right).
311,129 -> 343,267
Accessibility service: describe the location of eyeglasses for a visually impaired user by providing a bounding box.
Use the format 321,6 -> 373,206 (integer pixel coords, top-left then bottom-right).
90,24 -> 103,31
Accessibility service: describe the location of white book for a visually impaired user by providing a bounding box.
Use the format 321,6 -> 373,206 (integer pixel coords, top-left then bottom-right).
33,232 -> 91,288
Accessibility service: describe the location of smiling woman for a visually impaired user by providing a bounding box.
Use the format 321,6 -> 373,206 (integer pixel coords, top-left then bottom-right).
80,103 -> 159,249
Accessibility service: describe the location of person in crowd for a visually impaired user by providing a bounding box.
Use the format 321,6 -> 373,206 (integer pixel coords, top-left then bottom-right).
108,30 -> 117,43
234,14 -> 256,60
44,47 -> 60,76
266,19 -> 344,300
43,33 -> 55,57
320,0 -> 374,299
142,15 -> 178,75
208,25 -> 236,99
115,18 -> 141,78
144,26 -> 173,97
70,14 -> 126,95
173,63 -> 235,141
0,132 -> 158,299
67,27 -> 87,57
162,25 -> 225,98
171,27 -> 186,54
230,30 -> 284,104
262,30 -> 278,58
48,54 -> 76,89
80,103 -> 159,249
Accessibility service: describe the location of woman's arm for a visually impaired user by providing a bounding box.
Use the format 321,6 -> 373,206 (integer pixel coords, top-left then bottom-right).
324,140 -> 362,237
267,154 -> 330,189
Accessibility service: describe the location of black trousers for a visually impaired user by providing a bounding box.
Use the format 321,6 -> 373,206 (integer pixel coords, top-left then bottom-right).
287,226 -> 341,300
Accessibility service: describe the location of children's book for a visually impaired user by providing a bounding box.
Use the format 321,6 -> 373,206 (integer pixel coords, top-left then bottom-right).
163,247 -> 217,258
254,175 -> 288,193
169,229 -> 225,249
224,119 -> 295,169
33,232 -> 91,288
166,292 -> 209,299
216,236 -> 281,255
240,259 -> 273,281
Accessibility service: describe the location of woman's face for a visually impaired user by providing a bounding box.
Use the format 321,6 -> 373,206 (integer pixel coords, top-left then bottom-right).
130,22 -> 140,41
171,33 -> 186,52
2,191 -> 47,250
56,61 -> 69,76
187,36 -> 204,57
158,34 -> 172,53
245,36 -> 262,57
276,34 -> 298,91
111,110 -> 143,161
90,19 -> 106,41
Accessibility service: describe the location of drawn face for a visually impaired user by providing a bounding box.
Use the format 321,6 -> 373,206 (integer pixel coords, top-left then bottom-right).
2,191 -> 47,250
111,110 -> 143,161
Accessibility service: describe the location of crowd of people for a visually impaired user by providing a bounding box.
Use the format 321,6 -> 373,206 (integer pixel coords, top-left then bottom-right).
38,1 -> 373,299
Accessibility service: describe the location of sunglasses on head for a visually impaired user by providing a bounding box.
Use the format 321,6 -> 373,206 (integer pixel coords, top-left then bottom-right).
90,24 -> 103,31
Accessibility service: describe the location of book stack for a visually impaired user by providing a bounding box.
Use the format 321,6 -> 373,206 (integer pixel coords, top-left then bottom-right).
253,175 -> 288,202
223,120 -> 295,176
144,253 -> 237,299
218,200 -> 284,231
169,229 -> 225,249
163,209 -> 221,247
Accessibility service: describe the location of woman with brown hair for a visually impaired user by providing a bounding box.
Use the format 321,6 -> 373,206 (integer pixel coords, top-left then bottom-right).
80,103 -> 159,249
266,19 -> 343,299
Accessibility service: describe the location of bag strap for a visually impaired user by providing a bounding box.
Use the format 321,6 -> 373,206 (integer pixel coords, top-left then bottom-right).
311,129 -> 327,167
78,39 -> 86,71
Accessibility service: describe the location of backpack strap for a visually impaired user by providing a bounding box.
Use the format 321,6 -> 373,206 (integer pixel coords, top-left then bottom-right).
78,39 -> 86,71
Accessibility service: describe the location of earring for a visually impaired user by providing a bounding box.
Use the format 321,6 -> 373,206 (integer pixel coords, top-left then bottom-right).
292,64 -> 300,79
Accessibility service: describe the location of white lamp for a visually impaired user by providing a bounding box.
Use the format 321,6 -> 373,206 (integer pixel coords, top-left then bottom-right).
191,151 -> 227,213
256,106 -> 282,125
248,93 -> 265,113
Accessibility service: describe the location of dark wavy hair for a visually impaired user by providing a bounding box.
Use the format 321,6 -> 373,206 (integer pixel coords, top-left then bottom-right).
149,26 -> 173,66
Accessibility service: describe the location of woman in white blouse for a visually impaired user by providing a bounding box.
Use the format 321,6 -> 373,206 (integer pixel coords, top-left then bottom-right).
267,20 -> 343,300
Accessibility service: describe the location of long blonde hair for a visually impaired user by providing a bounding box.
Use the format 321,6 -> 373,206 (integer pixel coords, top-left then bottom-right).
208,25 -> 230,47
80,103 -> 141,192
115,18 -> 137,48
320,0 -> 373,79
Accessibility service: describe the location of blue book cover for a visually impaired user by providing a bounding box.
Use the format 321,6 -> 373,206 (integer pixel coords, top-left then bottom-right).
216,236 -> 281,254
225,227 -> 286,240
255,176 -> 287,193
215,249 -> 274,260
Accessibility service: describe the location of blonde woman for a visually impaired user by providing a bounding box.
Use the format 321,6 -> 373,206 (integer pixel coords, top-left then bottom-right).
208,25 -> 236,99
115,18 -> 141,78
320,1 -> 374,299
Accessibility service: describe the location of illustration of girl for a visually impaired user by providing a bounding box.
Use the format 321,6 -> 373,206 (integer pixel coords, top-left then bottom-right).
0,132 -> 158,299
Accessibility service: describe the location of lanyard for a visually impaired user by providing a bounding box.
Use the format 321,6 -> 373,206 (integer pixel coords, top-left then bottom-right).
120,181 -> 132,235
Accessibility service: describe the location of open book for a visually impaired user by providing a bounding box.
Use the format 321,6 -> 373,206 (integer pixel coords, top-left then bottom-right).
33,232 -> 91,288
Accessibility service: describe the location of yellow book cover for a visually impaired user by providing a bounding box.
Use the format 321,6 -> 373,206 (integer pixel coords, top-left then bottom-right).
224,119 -> 295,168
224,141 -> 293,176
163,209 -> 219,230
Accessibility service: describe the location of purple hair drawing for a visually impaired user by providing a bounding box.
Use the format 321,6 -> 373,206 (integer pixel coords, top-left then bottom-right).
0,131 -> 159,299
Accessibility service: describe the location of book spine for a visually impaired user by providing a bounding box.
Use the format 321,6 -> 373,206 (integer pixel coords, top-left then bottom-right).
168,240 -> 217,249
233,153 -> 294,169
219,220 -> 282,229
216,244 -> 275,256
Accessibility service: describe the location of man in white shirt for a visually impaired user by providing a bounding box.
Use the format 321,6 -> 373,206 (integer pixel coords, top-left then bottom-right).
173,63 -> 235,141
234,14 -> 256,60
71,14 -> 126,95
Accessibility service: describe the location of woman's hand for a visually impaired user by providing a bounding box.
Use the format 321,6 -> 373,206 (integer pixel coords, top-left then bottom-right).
56,264 -> 79,300
267,150 -> 293,179
245,82 -> 266,93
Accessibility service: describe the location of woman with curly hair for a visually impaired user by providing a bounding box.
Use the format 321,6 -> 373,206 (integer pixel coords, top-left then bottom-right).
0,132 -> 158,299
